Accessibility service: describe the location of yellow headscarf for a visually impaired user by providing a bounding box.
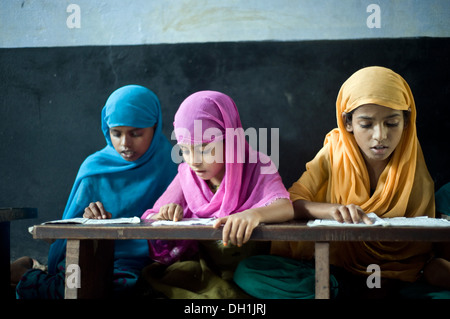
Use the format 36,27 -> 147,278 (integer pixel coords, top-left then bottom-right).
273,66 -> 435,282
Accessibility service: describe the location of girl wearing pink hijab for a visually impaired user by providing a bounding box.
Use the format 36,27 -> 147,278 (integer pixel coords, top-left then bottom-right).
140,91 -> 293,298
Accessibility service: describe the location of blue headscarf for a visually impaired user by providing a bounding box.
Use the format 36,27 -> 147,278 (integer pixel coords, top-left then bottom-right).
47,85 -> 177,273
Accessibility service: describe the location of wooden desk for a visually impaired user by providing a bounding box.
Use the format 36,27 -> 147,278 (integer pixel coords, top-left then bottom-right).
1,208 -> 38,298
32,220 -> 450,299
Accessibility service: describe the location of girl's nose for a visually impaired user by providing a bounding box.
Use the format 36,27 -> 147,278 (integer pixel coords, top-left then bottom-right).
120,135 -> 132,148
373,124 -> 387,141
187,150 -> 202,166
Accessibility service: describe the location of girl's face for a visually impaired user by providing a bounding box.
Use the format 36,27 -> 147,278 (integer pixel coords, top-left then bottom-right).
344,104 -> 406,167
110,126 -> 154,161
179,140 -> 225,186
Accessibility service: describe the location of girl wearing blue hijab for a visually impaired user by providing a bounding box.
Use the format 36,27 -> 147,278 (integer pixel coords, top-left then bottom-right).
15,85 -> 177,298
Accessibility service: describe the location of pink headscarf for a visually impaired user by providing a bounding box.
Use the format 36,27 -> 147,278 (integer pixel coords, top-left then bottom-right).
142,91 -> 289,264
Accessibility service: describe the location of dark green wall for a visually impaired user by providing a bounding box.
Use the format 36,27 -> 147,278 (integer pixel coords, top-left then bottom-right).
1,37 -> 449,262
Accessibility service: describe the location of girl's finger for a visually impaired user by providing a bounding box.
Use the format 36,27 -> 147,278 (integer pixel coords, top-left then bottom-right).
96,201 -> 108,219
331,207 -> 344,223
361,213 -> 374,225
167,204 -> 176,220
221,219 -> 232,246
89,202 -> 102,219
338,206 -> 353,224
242,224 -> 254,244
173,205 -> 183,222
83,207 -> 94,218
235,222 -> 246,247
213,217 -> 227,229
348,205 -> 362,224
158,205 -> 169,220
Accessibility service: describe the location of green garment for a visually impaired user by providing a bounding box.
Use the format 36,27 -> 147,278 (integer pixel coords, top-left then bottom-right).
234,255 -> 450,299
436,182 -> 450,217
234,255 -> 338,299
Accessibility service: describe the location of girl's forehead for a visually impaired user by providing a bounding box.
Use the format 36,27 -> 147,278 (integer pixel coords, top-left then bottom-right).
110,126 -> 140,132
178,140 -> 223,150
178,143 -> 204,149
353,104 -> 403,117
179,140 -> 223,150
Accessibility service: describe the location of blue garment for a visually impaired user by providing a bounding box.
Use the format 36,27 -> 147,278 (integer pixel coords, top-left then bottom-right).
47,85 -> 177,274
16,257 -> 150,299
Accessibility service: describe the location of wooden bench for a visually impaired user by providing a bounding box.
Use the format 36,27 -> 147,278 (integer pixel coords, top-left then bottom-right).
1,208 -> 38,298
32,219 -> 450,299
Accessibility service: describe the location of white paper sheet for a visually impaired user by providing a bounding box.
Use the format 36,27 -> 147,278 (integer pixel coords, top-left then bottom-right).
150,218 -> 216,226
29,216 -> 141,234
41,216 -> 141,225
35,216 -> 141,225
307,212 -> 450,227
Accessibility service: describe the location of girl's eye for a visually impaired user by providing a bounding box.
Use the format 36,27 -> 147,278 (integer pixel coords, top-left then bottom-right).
386,122 -> 400,127
359,122 -> 371,129
202,147 -> 212,155
111,131 -> 121,138
130,129 -> 144,137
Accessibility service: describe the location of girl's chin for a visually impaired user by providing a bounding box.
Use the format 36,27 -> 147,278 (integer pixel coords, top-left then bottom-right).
363,151 -> 393,164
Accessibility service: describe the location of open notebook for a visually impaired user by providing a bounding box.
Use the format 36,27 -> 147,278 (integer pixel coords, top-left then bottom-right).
32,216 -> 215,227
40,216 -> 141,225
307,212 -> 450,227
149,218 -> 216,226
28,216 -> 141,234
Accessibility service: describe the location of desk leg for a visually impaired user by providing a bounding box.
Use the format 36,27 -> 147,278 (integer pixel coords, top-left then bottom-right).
315,242 -> 330,299
0,222 -> 11,299
65,239 -> 114,299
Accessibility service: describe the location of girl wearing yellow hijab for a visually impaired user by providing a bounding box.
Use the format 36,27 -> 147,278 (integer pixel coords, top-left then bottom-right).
234,66 -> 450,298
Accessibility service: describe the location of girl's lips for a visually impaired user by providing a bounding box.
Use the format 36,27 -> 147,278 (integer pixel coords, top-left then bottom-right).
121,150 -> 136,159
193,170 -> 207,177
371,145 -> 388,155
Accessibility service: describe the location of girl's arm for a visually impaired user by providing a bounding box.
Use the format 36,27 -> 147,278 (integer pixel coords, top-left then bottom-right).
213,198 -> 294,247
293,199 -> 372,224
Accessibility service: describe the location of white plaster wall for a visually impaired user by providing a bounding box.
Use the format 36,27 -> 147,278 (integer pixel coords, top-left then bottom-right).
1,0 -> 449,48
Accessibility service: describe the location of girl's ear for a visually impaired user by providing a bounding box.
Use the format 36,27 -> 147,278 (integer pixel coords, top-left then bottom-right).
342,112 -> 353,133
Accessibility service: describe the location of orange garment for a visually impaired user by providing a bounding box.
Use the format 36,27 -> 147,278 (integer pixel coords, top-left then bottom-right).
272,66 -> 435,282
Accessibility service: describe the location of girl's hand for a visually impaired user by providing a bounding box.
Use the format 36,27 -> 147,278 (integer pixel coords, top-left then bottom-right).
155,203 -> 184,221
330,204 -> 373,224
213,210 -> 261,247
83,201 -> 112,219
